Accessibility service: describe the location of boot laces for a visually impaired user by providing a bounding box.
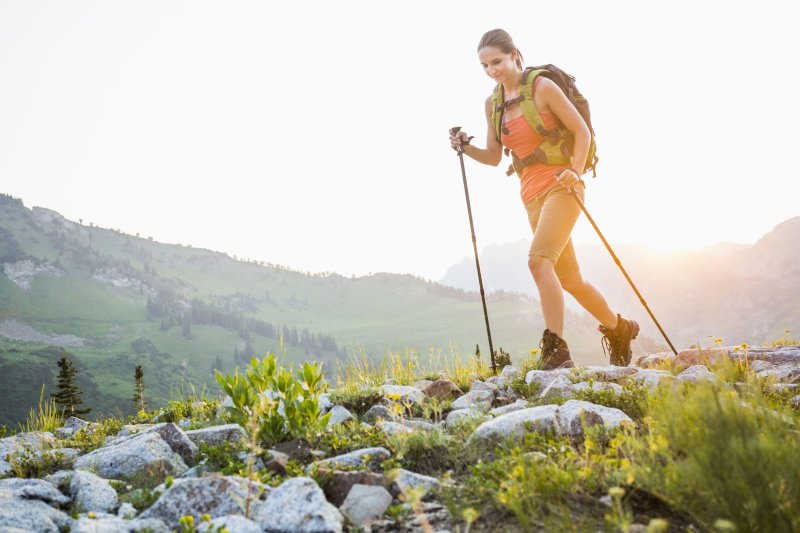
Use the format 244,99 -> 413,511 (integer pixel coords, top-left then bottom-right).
599,322 -> 627,364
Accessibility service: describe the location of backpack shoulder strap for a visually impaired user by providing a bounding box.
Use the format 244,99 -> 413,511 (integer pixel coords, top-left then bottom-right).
519,68 -> 550,137
490,83 -> 504,143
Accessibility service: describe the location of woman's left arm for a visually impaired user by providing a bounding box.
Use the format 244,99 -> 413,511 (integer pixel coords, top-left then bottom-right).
537,77 -> 591,189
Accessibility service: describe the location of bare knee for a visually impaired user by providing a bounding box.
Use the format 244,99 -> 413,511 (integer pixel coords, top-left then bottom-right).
559,270 -> 585,295
528,255 -> 555,283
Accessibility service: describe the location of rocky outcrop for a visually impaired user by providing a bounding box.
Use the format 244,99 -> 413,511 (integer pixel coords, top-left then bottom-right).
74,432 -> 188,483
139,475 -> 266,529
2,260 -> 63,291
70,470 -> 118,513
253,477 -> 344,533
470,400 -> 633,445
0,478 -> 71,533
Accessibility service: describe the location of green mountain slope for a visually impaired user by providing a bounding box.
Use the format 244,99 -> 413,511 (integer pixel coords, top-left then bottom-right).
0,193 -> 636,427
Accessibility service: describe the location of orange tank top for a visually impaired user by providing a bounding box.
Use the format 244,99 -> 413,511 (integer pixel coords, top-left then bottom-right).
500,78 -> 565,204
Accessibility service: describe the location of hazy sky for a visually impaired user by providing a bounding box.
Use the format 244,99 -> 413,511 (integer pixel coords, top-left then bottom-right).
2,1 -> 797,280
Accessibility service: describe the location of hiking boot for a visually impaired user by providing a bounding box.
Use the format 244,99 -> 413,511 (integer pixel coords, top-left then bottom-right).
539,329 -> 575,370
598,314 -> 640,366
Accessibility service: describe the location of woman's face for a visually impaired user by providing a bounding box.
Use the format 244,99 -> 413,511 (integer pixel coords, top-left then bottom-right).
478,45 -> 518,84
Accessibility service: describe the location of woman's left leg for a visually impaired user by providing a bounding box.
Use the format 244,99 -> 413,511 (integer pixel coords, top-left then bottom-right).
559,269 -> 618,330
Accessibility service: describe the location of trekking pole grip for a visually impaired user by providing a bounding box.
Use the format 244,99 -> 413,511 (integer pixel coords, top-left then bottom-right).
449,126 -> 473,155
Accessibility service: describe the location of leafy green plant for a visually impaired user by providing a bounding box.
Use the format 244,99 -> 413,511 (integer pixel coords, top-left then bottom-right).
8,448 -> 71,478
621,382 -> 800,532
315,419 -> 390,456
573,383 -> 649,422
65,418 -> 124,453
390,427 -> 463,477
216,354 -> 331,445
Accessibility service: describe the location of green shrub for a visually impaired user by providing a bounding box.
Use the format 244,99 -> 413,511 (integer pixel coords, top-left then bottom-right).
389,427 -> 463,477
573,382 -> 649,422
65,418 -> 124,453
8,448 -> 72,478
216,354 -> 330,445
328,386 -> 384,417
622,383 -> 800,532
315,419 -> 390,456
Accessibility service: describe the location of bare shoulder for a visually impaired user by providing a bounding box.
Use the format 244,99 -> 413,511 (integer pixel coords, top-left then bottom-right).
533,76 -> 560,95
533,76 -> 562,113
484,95 -> 494,116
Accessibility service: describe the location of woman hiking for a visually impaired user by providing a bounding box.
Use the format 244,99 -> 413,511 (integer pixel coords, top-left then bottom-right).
449,28 -> 639,369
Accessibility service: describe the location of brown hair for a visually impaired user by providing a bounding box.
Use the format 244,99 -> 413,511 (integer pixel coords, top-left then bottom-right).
477,29 -> 524,69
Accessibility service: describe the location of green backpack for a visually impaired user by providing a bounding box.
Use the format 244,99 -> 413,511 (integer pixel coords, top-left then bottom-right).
491,64 -> 599,178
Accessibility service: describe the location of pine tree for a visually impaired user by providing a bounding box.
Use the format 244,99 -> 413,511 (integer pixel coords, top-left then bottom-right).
133,365 -> 146,412
51,353 -> 90,416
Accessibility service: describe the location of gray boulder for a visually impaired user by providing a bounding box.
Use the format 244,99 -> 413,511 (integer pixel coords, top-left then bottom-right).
758,366 -> 800,383
254,476 -> 343,533
74,432 -> 188,483
628,369 -> 673,390
450,390 -> 493,412
490,399 -> 528,416
340,484 -> 392,527
380,385 -> 426,405
70,514 -> 170,533
362,405 -> 395,425
0,432 -> 55,461
676,365 -> 719,384
138,475 -> 267,529
470,405 -> 560,445
0,478 -> 71,533
106,423 -> 198,466
376,421 -> 414,436
390,469 -> 440,498
580,365 -> 638,381
318,393 -> 334,414
54,417 -> 90,439
500,365 -> 521,380
469,380 -> 498,393
536,375 -> 575,400
444,408 -> 484,427
185,424 -> 247,448
573,381 -> 624,397
556,400 -> 633,437
326,406 -> 355,427
308,447 -> 391,473
117,502 -> 136,519
70,470 -> 119,513
470,401 -> 633,445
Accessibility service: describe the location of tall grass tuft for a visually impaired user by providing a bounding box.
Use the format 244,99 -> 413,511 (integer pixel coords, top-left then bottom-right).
19,384 -> 63,433
622,381 -> 800,532
335,343 -> 492,392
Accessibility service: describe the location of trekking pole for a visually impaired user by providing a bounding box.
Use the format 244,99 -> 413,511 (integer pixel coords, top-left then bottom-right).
450,126 -> 497,373
569,190 -> 678,356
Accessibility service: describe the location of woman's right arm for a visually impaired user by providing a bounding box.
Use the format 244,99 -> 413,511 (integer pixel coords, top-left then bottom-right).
449,97 -> 503,167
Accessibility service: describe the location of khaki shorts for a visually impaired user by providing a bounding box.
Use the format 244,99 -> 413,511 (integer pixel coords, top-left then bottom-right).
524,182 -> 584,280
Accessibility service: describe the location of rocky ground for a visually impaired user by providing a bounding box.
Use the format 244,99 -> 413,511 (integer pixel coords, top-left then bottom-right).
0,345 -> 798,533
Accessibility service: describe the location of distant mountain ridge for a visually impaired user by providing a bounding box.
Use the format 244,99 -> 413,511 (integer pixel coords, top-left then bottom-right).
440,216 -> 800,348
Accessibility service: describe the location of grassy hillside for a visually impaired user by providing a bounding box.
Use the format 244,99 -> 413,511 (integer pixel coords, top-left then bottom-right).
0,194 -> 654,427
